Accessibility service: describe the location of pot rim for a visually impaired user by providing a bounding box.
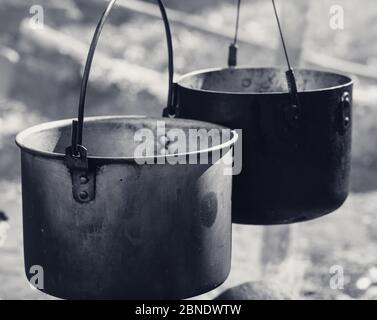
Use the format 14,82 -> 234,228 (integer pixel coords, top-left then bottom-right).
16,115 -> 238,162
177,66 -> 353,95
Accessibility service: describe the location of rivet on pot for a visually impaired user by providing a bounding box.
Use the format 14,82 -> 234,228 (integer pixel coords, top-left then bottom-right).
79,191 -> 89,200
80,175 -> 89,184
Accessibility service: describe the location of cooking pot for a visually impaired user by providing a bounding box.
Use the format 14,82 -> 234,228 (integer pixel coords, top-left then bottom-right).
16,0 -> 237,299
174,67 -> 353,224
166,0 -> 353,224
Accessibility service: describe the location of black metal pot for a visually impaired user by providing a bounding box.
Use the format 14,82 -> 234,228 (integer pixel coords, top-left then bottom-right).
172,67 -> 353,224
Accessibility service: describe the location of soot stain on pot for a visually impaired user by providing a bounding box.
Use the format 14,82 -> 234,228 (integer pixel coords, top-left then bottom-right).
199,192 -> 218,228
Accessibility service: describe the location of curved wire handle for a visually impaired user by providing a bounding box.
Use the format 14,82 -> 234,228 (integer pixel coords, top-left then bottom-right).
228,0 -> 300,115
271,0 -> 300,127
271,0 -> 299,97
70,0 -> 174,155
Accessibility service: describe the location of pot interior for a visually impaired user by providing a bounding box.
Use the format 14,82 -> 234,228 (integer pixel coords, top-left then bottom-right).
179,68 -> 352,94
16,116 -> 234,158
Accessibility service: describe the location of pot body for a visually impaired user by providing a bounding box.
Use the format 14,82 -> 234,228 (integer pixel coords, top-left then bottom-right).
17,116 -> 235,299
177,68 -> 353,225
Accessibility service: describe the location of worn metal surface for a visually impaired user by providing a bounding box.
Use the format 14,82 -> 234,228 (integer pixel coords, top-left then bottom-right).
176,67 -> 353,225
16,116 -> 236,299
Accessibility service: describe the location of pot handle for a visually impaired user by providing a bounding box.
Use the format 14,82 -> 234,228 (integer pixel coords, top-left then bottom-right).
271,0 -> 301,128
66,0 -> 175,157
228,0 -> 301,128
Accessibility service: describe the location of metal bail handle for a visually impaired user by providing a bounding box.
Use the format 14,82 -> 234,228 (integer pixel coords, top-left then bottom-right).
65,144 -> 95,203
65,0 -> 175,203
271,0 -> 301,128
68,0 -> 175,160
227,0 -> 300,125
338,91 -> 352,135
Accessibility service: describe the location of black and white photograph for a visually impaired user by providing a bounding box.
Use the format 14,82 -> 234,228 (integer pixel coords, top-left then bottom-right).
0,0 -> 377,306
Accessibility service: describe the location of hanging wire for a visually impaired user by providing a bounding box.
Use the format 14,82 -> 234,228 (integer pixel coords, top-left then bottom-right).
233,0 -> 242,45
157,0 -> 175,117
271,0 -> 300,127
271,0 -> 299,95
74,0 -> 118,154
271,0 -> 292,71
228,0 -> 242,67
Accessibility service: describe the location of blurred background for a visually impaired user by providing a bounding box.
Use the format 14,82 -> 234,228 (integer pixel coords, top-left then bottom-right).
1,0 -> 377,300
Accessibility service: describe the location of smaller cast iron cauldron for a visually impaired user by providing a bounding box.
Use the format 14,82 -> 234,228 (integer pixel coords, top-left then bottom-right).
16,0 -> 238,299
171,67 -> 353,225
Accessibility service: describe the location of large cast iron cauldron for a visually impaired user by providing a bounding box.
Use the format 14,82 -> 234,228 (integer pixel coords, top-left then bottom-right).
173,67 -> 353,225
15,0 -> 238,299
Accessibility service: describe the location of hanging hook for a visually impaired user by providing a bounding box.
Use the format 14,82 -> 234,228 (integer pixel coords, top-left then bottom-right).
271,0 -> 301,128
228,0 -> 242,67
272,0 -> 292,71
